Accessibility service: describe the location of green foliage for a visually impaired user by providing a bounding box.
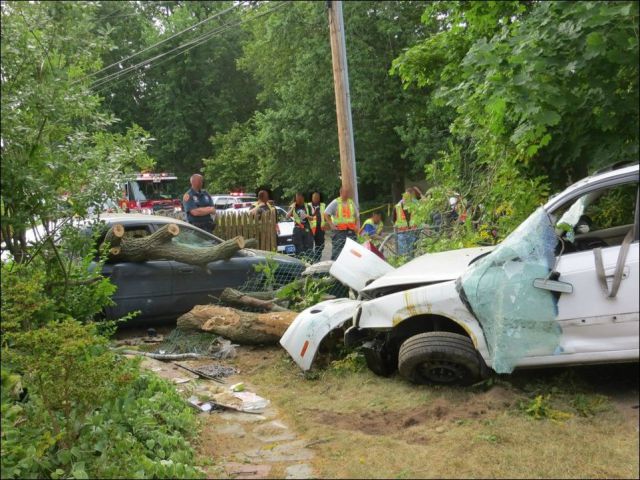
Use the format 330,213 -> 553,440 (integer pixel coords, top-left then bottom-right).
570,394 -> 610,418
276,276 -> 332,312
1,1 -> 154,262
205,1 -> 430,199
519,394 -> 572,422
95,1 -> 258,178
1,320 -> 203,479
329,351 -> 367,376
1,5 -> 201,477
253,253 -> 280,291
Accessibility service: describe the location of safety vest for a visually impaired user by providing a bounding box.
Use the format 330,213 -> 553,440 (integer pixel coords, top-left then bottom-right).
253,201 -> 275,212
394,201 -> 417,231
333,198 -> 357,232
290,203 -> 311,230
362,218 -> 383,237
307,202 -> 326,234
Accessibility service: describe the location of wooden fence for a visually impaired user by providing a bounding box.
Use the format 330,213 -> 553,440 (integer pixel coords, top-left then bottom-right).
215,210 -> 277,252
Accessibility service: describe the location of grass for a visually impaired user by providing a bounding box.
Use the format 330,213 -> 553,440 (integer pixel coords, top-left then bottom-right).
229,347 -> 639,479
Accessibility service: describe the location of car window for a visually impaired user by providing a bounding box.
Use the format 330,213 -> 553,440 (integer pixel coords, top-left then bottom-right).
214,197 -> 232,210
171,225 -> 220,247
276,208 -> 292,223
551,181 -> 638,249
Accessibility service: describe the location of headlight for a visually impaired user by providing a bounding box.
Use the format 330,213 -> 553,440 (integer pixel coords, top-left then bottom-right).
142,208 -> 153,215
174,206 -> 182,212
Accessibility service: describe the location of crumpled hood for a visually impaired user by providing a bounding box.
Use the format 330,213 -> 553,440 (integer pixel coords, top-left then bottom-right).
363,246 -> 495,292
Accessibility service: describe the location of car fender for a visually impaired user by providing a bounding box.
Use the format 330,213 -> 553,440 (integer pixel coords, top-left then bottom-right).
280,298 -> 361,371
359,281 -> 491,362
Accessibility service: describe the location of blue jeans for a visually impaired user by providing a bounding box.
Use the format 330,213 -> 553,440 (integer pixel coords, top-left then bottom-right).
397,229 -> 419,257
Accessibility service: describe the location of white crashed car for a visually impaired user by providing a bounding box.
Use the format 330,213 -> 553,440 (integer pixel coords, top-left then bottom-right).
281,163 -> 639,384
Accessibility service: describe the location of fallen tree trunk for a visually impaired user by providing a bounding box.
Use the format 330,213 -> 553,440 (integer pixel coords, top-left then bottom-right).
220,288 -> 288,312
177,305 -> 297,344
104,223 -> 255,266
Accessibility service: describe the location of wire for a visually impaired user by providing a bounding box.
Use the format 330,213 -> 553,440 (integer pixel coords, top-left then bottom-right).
92,2 -> 287,93
76,2 -> 244,85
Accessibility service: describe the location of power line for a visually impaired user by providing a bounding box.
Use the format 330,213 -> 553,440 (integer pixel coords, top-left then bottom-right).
92,2 -> 287,93
89,2 -> 273,90
76,2 -> 244,85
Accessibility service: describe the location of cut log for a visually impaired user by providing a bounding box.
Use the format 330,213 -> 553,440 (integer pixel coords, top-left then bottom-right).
104,224 -> 124,248
104,223 -> 255,266
177,305 -> 297,344
220,288 -> 288,312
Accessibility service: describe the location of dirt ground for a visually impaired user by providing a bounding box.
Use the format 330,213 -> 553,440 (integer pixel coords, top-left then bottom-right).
117,327 -> 639,479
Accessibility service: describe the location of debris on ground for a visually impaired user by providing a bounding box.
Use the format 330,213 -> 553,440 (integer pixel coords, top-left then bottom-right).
192,363 -> 237,379
187,396 -> 215,412
148,327 -> 238,359
119,350 -> 208,361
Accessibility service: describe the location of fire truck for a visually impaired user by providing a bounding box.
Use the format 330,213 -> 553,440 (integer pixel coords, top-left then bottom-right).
118,172 -> 183,215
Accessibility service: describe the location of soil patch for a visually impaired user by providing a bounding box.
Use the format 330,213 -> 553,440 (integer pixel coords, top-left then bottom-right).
308,386 -> 518,436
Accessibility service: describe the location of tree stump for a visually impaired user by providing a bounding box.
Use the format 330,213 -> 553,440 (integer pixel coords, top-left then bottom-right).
177,305 -> 297,344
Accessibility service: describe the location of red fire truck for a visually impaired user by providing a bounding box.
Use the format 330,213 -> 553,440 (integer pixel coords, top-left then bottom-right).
118,172 -> 183,214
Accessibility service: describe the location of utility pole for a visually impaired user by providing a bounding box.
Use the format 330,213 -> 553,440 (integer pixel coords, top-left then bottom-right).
327,0 -> 359,216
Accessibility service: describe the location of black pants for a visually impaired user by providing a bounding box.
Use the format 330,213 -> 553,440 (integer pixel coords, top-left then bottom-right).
313,229 -> 325,249
331,229 -> 357,260
293,228 -> 314,256
191,221 -> 215,233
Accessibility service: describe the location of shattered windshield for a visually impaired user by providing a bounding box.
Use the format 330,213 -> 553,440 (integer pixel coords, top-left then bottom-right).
458,207 -> 562,373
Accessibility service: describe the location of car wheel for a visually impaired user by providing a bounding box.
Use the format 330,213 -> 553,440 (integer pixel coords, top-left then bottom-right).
398,332 -> 486,386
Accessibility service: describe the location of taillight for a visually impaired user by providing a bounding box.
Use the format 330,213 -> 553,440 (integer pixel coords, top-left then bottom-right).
275,224 -> 280,235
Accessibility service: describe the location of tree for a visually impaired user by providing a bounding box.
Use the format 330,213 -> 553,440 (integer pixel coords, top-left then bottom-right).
94,1 -> 259,178
1,1 -> 153,262
393,1 -> 639,189
204,1 -> 430,201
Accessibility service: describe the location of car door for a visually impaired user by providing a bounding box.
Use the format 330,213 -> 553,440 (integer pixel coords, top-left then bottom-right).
102,223 -> 175,321
552,181 -> 639,359
167,224 -> 260,315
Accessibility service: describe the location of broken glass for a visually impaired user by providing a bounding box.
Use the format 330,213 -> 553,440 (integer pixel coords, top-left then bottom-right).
459,208 -> 562,373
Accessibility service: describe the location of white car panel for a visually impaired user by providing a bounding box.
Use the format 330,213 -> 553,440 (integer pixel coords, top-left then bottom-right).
280,298 -> 361,371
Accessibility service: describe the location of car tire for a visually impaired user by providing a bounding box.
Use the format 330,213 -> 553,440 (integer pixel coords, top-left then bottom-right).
398,332 -> 486,386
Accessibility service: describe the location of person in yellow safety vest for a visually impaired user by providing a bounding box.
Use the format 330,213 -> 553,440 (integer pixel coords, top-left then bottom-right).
359,211 -> 384,244
287,192 -> 314,256
307,191 -> 327,257
393,186 -> 422,257
323,186 -> 359,261
249,190 -> 275,219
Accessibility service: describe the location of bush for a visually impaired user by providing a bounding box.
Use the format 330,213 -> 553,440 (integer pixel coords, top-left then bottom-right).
1,319 -> 203,479
1,246 -> 202,479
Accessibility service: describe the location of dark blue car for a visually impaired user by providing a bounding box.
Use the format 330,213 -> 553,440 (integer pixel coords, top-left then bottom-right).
95,214 -> 305,322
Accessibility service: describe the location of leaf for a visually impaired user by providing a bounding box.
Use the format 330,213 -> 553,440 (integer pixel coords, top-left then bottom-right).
535,110 -> 561,126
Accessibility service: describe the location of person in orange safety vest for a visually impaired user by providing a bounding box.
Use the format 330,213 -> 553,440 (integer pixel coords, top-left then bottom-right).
323,186 -> 359,260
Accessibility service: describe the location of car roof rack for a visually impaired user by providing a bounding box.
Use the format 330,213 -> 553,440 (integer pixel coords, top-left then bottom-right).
592,161 -> 638,175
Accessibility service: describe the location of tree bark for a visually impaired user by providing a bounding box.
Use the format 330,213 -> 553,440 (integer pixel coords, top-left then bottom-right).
220,288 -> 288,312
177,305 -> 297,344
104,223 -> 255,266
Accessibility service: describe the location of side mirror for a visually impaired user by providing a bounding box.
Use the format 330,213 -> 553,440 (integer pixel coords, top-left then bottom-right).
533,278 -> 573,294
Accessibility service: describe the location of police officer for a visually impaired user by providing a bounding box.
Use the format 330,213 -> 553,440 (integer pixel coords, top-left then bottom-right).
182,174 -> 216,232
